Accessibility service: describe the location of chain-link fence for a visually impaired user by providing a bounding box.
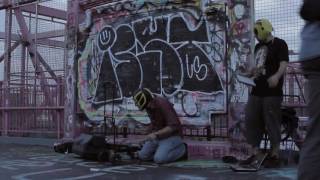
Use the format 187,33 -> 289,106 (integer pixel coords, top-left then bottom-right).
255,0 -> 304,62
0,0 -> 66,138
255,0 -> 306,112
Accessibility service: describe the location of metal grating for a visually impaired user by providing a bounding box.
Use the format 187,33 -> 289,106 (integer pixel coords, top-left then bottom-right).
255,0 -> 304,62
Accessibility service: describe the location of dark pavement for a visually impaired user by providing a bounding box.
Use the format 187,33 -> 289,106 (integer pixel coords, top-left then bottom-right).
0,143 -> 297,180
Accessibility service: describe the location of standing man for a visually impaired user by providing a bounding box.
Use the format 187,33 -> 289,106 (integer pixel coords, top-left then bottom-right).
241,19 -> 289,168
298,0 -> 320,179
133,88 -> 187,164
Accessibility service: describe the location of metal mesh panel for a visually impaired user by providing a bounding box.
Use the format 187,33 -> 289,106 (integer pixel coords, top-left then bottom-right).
40,0 -> 67,11
9,2 -> 66,85
0,0 -> 66,138
255,0 -> 304,62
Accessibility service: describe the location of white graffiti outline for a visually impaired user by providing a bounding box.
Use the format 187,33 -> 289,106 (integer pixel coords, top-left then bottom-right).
131,16 -> 167,49
91,50 -> 124,105
144,38 -> 184,97
79,6 -> 230,121
168,13 -> 210,45
185,55 -> 208,81
135,49 -> 163,93
112,50 -> 144,93
97,15 -> 225,97
112,24 -> 137,56
97,25 -> 116,52
176,40 -> 225,95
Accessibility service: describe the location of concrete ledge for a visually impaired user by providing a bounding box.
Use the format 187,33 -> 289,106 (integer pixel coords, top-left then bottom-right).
0,136 -> 57,147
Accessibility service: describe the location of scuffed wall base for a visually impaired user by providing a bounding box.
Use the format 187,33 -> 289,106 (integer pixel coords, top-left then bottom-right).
186,139 -> 252,160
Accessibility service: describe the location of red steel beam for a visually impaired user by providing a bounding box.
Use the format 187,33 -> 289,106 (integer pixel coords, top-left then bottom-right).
35,51 -> 59,81
0,32 -> 65,48
20,4 -> 67,20
0,40 -> 21,63
32,29 -> 65,39
14,8 -> 57,86
0,0 -> 35,10
79,0 -> 113,10
0,0 -> 9,10
0,30 -> 65,40
0,106 -> 64,110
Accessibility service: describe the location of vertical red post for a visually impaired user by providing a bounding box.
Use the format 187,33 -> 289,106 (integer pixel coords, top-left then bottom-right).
3,8 -> 12,136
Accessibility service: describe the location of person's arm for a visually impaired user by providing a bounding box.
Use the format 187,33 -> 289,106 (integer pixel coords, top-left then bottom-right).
238,44 -> 264,78
140,123 -> 152,134
238,62 -> 265,80
146,101 -> 180,141
154,126 -> 175,139
267,61 -> 288,88
145,126 -> 175,141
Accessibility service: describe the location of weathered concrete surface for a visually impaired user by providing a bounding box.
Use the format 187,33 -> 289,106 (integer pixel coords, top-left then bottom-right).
0,143 -> 298,180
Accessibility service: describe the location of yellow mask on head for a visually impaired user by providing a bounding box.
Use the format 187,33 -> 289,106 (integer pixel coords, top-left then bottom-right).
254,19 -> 273,42
133,88 -> 153,110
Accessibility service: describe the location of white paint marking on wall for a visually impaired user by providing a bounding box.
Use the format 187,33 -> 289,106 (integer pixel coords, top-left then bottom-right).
11,168 -> 72,180
55,173 -> 107,180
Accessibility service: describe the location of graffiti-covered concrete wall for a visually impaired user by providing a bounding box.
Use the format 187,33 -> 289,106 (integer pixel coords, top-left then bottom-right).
65,0 -> 253,135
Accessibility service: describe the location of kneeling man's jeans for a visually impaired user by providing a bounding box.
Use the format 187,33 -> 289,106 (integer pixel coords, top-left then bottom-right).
138,136 -> 186,164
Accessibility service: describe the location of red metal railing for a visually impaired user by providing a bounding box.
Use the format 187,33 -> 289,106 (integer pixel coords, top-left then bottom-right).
0,82 -> 64,138
283,63 -> 307,117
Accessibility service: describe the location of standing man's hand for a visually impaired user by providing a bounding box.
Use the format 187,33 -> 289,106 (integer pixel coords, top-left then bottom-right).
268,61 -> 287,88
267,74 -> 280,88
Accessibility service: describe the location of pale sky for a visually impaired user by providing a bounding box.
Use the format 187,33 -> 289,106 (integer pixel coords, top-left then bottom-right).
0,10 -> 4,32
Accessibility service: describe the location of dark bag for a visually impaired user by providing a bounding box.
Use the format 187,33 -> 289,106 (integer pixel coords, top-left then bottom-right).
72,133 -> 109,160
300,0 -> 320,21
54,140 -> 73,153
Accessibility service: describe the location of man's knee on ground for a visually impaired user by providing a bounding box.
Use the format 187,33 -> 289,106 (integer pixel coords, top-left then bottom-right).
138,151 -> 153,161
153,153 -> 169,164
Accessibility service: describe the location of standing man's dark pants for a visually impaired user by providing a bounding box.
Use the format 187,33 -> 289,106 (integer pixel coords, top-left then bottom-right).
245,96 -> 282,149
298,75 -> 320,180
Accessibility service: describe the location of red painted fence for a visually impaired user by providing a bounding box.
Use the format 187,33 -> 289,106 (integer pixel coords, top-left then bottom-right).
0,82 -> 64,138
